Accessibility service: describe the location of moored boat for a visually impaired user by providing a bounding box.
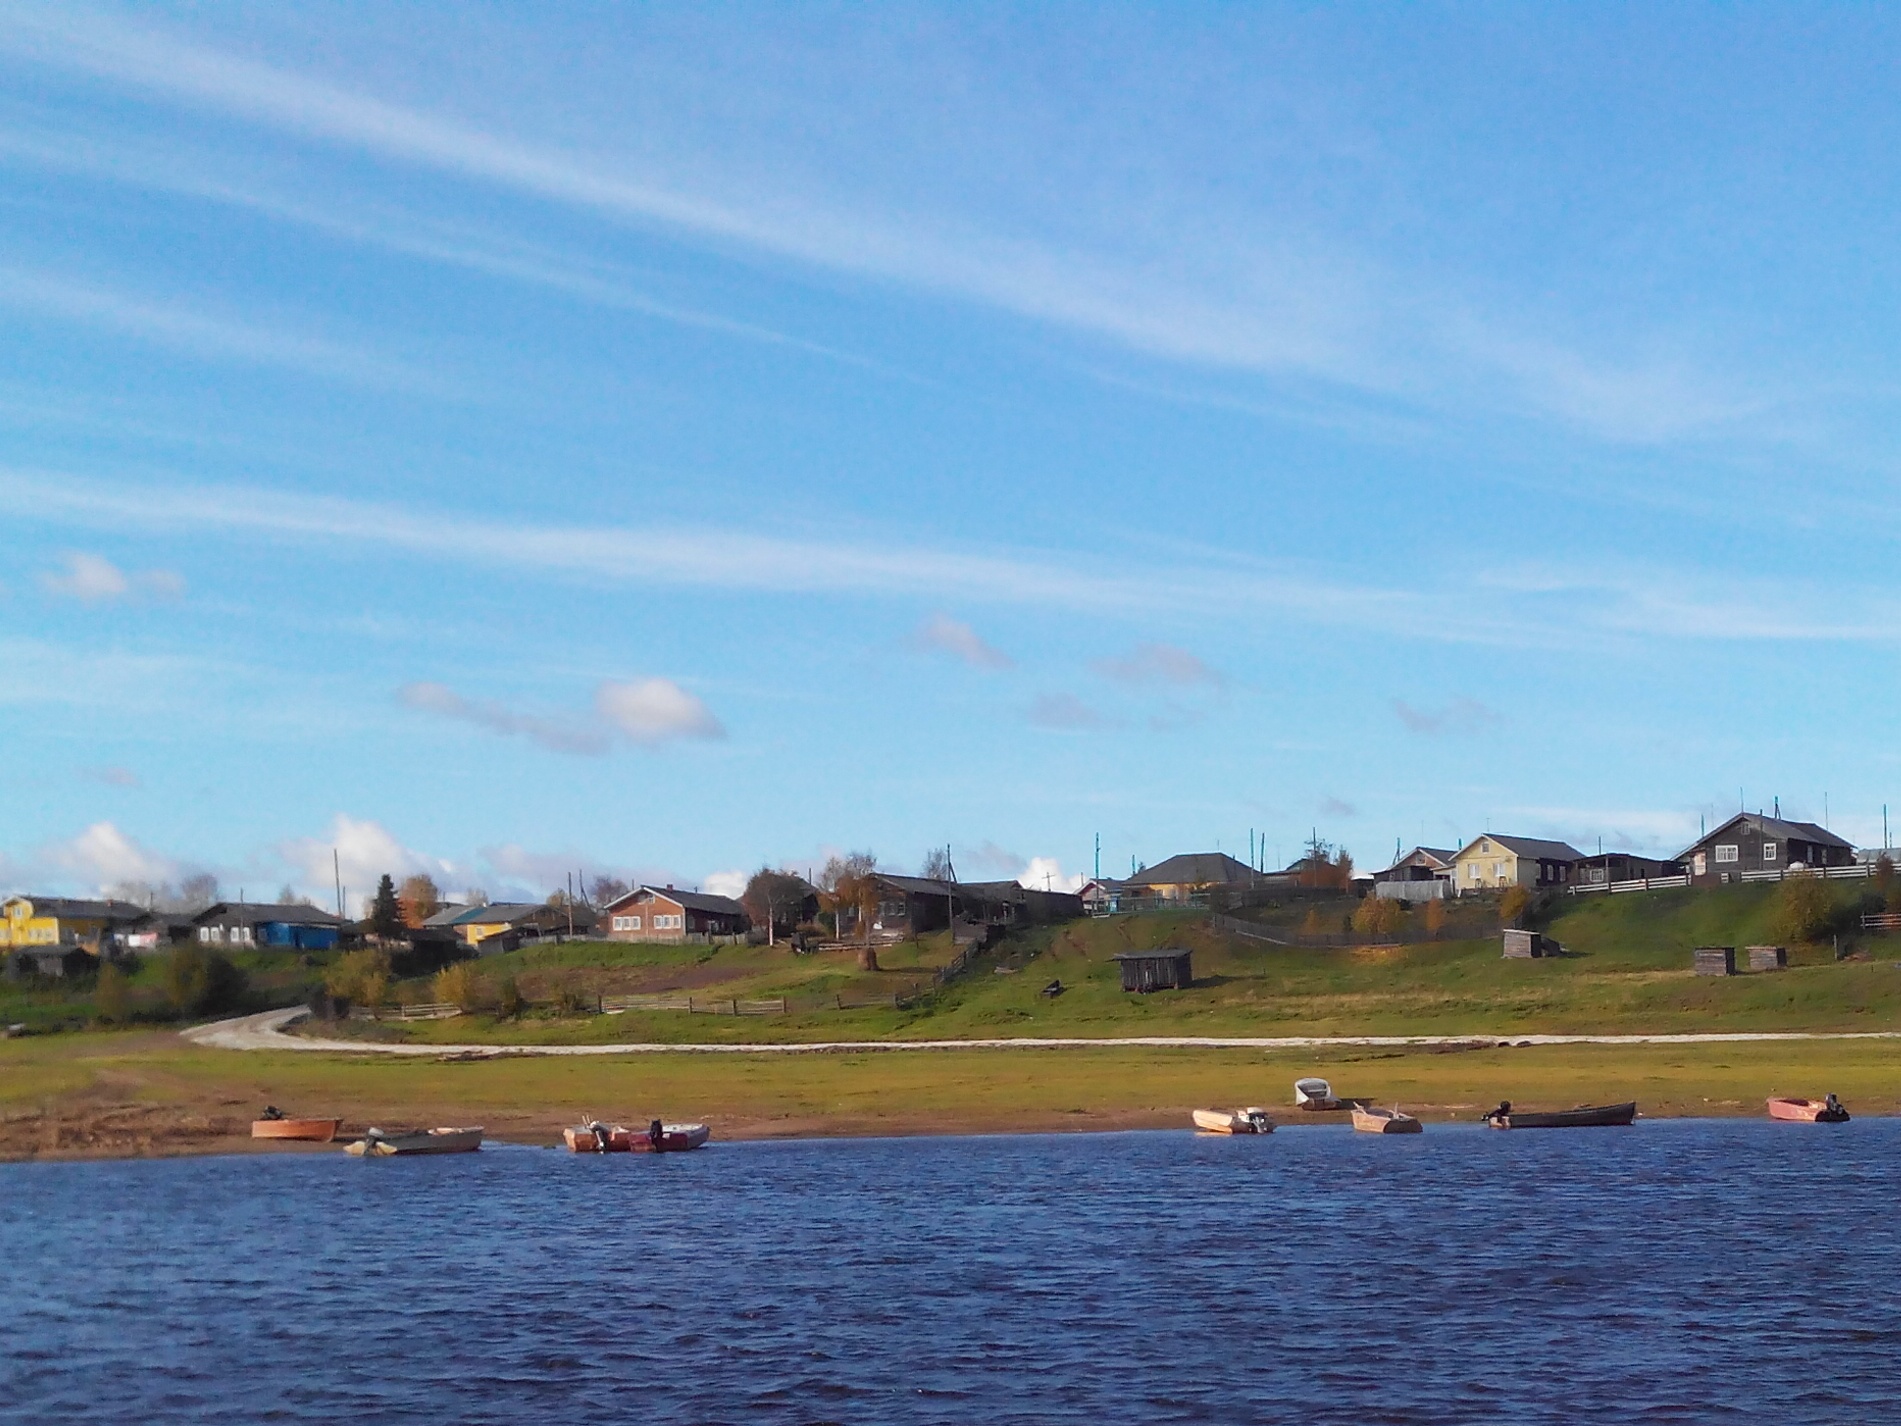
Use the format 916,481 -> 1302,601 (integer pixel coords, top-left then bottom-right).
1192,1107 -> 1274,1134
1351,1105 -> 1423,1134
345,1126 -> 484,1156
1767,1095 -> 1850,1123
1483,1101 -> 1636,1130
251,1108 -> 342,1142
1294,1077 -> 1342,1111
565,1119 -> 711,1152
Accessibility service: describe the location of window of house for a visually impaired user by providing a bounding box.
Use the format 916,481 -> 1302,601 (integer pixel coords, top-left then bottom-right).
653,914 -> 681,930
611,916 -> 630,931
1715,844 -> 1739,863
1762,842 -> 1778,861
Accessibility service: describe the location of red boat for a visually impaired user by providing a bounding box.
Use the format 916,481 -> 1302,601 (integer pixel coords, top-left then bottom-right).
1767,1095 -> 1850,1123
563,1120 -> 710,1153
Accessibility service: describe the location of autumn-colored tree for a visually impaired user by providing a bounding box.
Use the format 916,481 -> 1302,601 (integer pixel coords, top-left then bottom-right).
1351,895 -> 1405,938
818,852 -> 879,940
434,960 -> 488,1014
1300,907 -> 1327,937
1498,884 -> 1531,928
399,873 -> 441,928
325,947 -> 391,1012
94,961 -> 130,1024
742,867 -> 812,944
1423,897 -> 1448,937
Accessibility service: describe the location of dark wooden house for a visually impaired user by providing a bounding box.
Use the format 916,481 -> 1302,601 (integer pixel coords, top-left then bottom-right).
1572,852 -> 1684,887
1112,948 -> 1193,992
1675,814 -> 1855,886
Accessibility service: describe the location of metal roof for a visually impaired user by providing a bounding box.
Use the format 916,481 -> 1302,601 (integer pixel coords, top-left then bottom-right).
1676,813 -> 1854,861
194,902 -> 342,927
2,896 -> 151,921
1457,835 -> 1585,862
1129,852 -> 1259,886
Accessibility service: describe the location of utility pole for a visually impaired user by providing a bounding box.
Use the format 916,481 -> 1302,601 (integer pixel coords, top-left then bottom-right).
565,873 -> 574,937
1095,832 -> 1101,882
333,849 -> 343,920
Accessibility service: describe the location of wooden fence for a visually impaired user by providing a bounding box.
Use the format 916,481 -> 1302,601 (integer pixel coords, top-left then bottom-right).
1861,912 -> 1901,932
350,1001 -> 460,1022
1567,875 -> 1692,896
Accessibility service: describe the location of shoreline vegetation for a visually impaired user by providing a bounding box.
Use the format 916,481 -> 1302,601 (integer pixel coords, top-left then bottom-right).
5,881 -> 1898,1162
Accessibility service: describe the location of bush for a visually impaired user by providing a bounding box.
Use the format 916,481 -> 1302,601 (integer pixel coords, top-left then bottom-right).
1350,896 -> 1405,937
1771,872 -> 1836,944
94,962 -> 130,1024
1499,886 -> 1531,928
496,974 -> 524,1019
160,945 -> 249,1017
433,960 -> 489,1014
550,976 -> 595,1017
325,948 -> 391,1012
1422,898 -> 1447,936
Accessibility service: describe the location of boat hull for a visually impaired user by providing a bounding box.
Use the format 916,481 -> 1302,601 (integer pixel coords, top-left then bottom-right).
346,1127 -> 484,1156
1352,1107 -> 1423,1134
1192,1108 -> 1273,1134
251,1117 -> 341,1143
566,1123 -> 710,1152
1488,1102 -> 1636,1130
1767,1098 -> 1850,1124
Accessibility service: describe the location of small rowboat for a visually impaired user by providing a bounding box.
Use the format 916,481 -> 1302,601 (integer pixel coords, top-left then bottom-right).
1352,1106 -> 1422,1134
1484,1101 -> 1636,1130
564,1121 -> 711,1153
251,1116 -> 342,1142
345,1126 -> 484,1156
1294,1077 -> 1342,1111
1192,1107 -> 1275,1134
1768,1095 -> 1850,1123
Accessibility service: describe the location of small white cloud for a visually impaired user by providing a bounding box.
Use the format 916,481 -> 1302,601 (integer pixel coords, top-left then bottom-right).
1094,642 -> 1225,688
1018,856 -> 1085,893
82,765 -> 141,789
38,551 -> 184,602
595,677 -> 725,745
399,681 -> 609,755
46,820 -> 176,889
1392,697 -> 1502,736
910,614 -> 1013,670
1028,692 -> 1105,731
702,869 -> 748,899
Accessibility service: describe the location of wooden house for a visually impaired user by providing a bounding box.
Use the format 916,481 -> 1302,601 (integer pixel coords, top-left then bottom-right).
443,901 -> 593,953
1112,948 -> 1193,991
1373,847 -> 1457,902
1451,835 -> 1583,893
1127,852 -> 1261,902
1,896 -> 151,953
1675,814 -> 1855,886
193,902 -> 344,951
1572,852 -> 1684,887
602,886 -> 747,945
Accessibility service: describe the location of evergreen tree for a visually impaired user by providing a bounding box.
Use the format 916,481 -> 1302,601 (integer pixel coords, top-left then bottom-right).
369,874 -> 404,938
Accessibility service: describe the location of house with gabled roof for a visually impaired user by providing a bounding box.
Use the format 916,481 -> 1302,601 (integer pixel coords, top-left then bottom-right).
193,902 -> 345,951
1128,852 -> 1261,902
1451,835 -> 1584,892
1676,813 -> 1855,886
1,895 -> 154,953
1372,847 -> 1458,901
602,886 -> 748,945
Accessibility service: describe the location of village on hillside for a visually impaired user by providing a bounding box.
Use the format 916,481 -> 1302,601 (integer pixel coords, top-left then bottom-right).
3,809 -> 1892,979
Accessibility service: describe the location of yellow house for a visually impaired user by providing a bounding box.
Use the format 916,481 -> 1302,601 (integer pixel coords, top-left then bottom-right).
1451,836 -> 1584,893
0,896 -> 148,951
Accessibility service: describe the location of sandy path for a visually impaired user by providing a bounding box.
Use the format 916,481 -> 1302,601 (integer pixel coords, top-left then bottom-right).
184,1009 -> 1901,1057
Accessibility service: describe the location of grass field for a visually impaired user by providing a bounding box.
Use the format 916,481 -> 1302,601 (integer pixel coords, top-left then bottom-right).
6,879 -> 1900,1160
5,1026 -> 1900,1162
292,879 -> 1901,1046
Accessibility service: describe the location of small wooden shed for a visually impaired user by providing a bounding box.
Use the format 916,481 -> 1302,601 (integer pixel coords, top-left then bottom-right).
1693,946 -> 1737,977
1502,929 -> 1559,959
1112,948 -> 1193,992
1746,945 -> 1788,971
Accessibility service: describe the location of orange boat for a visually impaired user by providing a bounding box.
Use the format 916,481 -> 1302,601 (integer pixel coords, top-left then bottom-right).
1768,1095 -> 1850,1123
251,1110 -> 342,1142
564,1120 -> 710,1153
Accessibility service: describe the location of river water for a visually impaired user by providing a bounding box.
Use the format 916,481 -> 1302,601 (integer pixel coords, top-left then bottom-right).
4,1119 -> 1897,1424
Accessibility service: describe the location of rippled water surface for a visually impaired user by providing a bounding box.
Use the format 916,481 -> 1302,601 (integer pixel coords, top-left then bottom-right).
5,1120 -> 1899,1424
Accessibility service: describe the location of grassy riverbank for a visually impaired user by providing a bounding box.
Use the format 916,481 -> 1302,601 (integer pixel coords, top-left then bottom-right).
5,1026 -> 1900,1162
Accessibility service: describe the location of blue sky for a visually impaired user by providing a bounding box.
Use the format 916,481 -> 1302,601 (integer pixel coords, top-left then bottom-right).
4,2 -> 1900,909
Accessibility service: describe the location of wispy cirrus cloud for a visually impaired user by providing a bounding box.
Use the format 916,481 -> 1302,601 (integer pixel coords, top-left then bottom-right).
0,264 -> 438,392
400,676 -> 724,755
909,614 -> 1013,670
0,6 -> 1768,444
